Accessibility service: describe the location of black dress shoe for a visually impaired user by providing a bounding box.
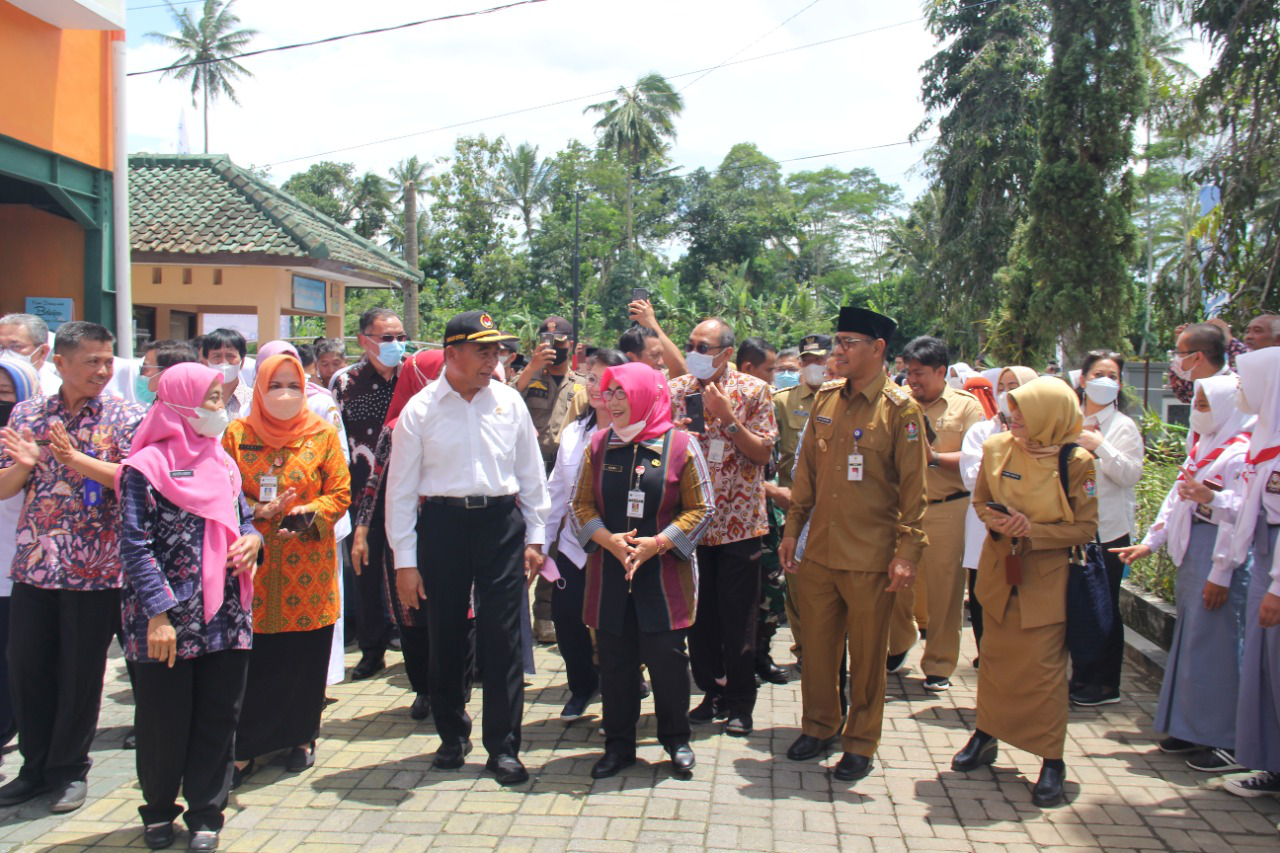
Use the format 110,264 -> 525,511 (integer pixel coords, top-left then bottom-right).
432,740 -> 473,770
143,822 -> 176,850
123,728 -> 138,750
230,759 -> 257,790
49,779 -> 87,813
787,734 -> 838,762
286,742 -> 316,773
0,776 -> 48,807
410,693 -> 432,721
832,752 -> 874,782
688,694 -> 726,724
486,754 -> 530,785
590,751 -> 637,779
350,651 -> 386,681
667,743 -> 695,774
188,830 -> 219,851
1032,759 -> 1066,807
952,730 -> 999,772
757,660 -> 789,685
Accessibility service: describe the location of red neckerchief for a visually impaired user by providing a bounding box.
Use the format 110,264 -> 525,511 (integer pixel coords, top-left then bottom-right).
1179,433 -> 1251,480
1246,444 -> 1280,467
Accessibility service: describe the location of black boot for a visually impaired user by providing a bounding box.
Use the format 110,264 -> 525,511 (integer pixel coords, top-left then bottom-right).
1032,758 -> 1066,807
951,730 -> 998,772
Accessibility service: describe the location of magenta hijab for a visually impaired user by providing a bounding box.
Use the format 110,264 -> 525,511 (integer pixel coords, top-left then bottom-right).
601,362 -> 676,443
257,339 -> 327,399
116,363 -> 249,623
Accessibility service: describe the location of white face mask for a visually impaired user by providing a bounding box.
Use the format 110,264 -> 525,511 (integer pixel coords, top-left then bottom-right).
170,402 -> 230,439
685,350 -> 720,381
612,418 -> 647,443
1189,408 -> 1216,437
801,363 -> 827,387
1170,354 -> 1195,381
212,363 -> 239,383
997,391 -> 1012,418
1084,377 -> 1120,406
946,374 -> 964,389
0,349 -> 33,367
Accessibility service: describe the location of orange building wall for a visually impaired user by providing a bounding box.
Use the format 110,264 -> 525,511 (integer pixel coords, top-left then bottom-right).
0,206 -> 86,319
0,1 -> 114,170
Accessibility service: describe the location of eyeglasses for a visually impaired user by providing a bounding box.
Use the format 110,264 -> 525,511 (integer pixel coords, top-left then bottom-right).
834,335 -> 874,350
602,388 -> 628,401
684,342 -> 731,355
368,334 -> 408,343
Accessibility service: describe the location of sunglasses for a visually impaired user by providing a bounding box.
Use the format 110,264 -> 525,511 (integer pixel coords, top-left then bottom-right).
367,334 -> 408,343
684,342 -> 731,355
602,388 -> 629,401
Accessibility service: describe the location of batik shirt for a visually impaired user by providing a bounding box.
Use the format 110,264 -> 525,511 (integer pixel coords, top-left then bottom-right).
0,393 -> 145,590
333,357 -> 399,499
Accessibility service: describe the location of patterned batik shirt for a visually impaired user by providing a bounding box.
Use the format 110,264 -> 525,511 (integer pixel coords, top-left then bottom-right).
332,357 -> 399,499
0,393 -> 145,590
669,369 -> 778,546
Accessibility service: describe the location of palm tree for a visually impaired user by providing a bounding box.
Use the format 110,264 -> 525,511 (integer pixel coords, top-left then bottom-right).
388,156 -> 429,339
349,171 -> 393,241
585,73 -> 684,247
495,142 -> 557,244
148,0 -> 258,153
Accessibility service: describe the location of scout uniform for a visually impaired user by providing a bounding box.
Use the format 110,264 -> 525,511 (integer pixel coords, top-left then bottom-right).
784,308 -> 929,767
889,384 -> 985,681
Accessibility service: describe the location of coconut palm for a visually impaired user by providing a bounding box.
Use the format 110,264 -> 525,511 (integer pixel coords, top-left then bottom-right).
585,73 -> 684,247
496,142 -> 557,244
148,0 -> 258,153
388,156 -> 430,338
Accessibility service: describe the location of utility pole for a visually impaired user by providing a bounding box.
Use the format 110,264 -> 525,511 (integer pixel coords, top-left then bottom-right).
572,189 -> 581,347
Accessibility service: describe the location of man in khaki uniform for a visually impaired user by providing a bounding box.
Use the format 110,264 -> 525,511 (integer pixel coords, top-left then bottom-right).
779,307 -> 928,784
889,337 -> 985,690
771,334 -> 833,664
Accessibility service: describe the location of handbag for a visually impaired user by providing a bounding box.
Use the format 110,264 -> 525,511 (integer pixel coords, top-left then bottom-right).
1058,443 -> 1114,664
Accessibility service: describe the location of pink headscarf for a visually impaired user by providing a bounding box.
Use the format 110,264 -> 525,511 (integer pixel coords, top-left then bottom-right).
257,339 -> 327,399
600,362 -> 675,443
116,363 -> 250,623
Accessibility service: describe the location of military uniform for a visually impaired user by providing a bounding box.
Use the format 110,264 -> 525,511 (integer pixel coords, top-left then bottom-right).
889,385 -> 985,680
785,369 -> 929,759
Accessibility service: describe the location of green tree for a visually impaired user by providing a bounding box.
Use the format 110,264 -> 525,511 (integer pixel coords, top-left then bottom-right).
496,142 -> 558,244
585,73 -> 685,247
149,0 -> 258,153
350,171 -> 393,241
281,161 -> 354,222
388,156 -> 429,338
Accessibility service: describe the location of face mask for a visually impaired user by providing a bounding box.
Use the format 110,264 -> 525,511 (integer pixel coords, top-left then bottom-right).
774,370 -> 800,389
551,347 -> 569,366
946,374 -> 964,389
264,388 -> 304,421
212,363 -> 239,384
685,350 -> 720,381
376,340 -> 407,368
0,349 -> 33,367
1236,386 -> 1257,415
1189,408 -> 1216,437
1170,354 -> 1194,381
613,418 -> 648,443
169,402 -> 230,439
997,391 -> 1012,418
499,353 -> 514,367
0,400 -> 14,428
134,374 -> 157,405
1084,377 -> 1120,406
801,364 -> 827,387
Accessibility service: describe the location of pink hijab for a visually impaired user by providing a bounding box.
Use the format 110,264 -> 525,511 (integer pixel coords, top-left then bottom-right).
257,339 -> 328,399
116,363 -> 250,623
600,362 -> 675,443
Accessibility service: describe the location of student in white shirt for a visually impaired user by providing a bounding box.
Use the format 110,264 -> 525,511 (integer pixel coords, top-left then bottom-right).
1068,350 -> 1144,707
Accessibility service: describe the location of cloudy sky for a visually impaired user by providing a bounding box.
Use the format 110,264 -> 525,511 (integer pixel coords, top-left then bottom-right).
123,0 -> 960,200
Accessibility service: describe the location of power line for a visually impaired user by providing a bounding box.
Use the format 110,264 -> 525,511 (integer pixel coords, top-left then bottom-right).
680,0 -> 823,92
128,0 -> 548,77
636,137 -> 938,186
127,0 -> 203,10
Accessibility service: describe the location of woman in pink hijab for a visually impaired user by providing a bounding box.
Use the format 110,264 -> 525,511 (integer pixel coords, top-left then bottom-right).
117,362 -> 262,851
570,362 -> 716,780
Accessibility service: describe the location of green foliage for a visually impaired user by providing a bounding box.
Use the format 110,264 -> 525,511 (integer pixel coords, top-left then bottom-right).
1130,410 -> 1188,601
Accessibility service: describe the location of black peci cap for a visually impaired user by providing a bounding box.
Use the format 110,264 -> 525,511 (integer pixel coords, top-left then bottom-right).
837,307 -> 897,343
798,334 -> 832,356
444,310 -> 518,346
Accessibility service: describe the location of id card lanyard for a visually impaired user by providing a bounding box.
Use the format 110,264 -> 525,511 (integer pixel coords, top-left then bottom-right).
847,429 -> 864,482
626,444 -> 646,520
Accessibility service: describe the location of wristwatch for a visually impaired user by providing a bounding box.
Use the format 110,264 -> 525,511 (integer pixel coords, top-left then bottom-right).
725,421 -> 740,434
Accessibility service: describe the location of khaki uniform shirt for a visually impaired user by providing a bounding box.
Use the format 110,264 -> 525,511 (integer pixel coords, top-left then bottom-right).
784,372 -> 929,571
773,382 -> 820,490
514,367 -> 584,466
921,386 -> 985,502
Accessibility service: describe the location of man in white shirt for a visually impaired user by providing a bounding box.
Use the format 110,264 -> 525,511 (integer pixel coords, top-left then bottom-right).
385,310 -> 550,787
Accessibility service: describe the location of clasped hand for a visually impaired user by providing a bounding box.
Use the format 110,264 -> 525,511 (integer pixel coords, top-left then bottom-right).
605,529 -> 662,580
986,506 -> 1031,538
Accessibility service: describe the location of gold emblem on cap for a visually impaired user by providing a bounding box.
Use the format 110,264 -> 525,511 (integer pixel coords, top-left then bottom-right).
480,313 -> 494,328
651,459 -> 661,467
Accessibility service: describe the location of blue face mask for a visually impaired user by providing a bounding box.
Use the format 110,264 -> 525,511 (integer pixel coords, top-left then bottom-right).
134,374 -> 157,405
774,370 -> 800,389
376,340 -> 407,368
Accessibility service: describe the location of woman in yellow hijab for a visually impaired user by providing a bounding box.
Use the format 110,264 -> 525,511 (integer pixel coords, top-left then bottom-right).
950,377 -> 1099,807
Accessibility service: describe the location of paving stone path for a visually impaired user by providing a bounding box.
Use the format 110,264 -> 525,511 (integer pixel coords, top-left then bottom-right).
3,627 -> 1278,851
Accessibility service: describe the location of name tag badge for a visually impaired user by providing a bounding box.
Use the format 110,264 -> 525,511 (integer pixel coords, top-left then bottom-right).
847,453 -> 864,482
83,480 -> 104,508
627,489 -> 646,519
259,475 -> 279,503
708,439 -> 727,465
170,470 -> 194,479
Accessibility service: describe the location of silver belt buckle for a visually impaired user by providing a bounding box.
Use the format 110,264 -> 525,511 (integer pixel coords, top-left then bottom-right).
464,495 -> 488,510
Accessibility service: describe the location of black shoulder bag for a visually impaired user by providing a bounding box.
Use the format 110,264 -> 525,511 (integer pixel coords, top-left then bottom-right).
1059,443 -> 1113,664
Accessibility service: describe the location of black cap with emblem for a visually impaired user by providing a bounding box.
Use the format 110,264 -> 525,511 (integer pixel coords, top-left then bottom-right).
444,310 -> 518,345
798,334 -> 832,357
837,307 -> 897,343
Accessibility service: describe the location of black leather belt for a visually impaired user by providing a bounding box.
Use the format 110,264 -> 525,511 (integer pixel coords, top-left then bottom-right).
930,491 -> 971,505
425,495 -> 516,509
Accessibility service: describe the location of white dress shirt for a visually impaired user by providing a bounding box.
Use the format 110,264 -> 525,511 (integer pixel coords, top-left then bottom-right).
959,417 -> 1001,570
1084,405 -> 1144,542
544,416 -> 595,569
385,373 -> 550,567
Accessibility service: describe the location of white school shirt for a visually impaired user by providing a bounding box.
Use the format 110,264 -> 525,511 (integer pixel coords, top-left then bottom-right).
1083,405 -> 1144,542
959,417 -> 1001,570
385,374 -> 550,568
544,416 -> 595,570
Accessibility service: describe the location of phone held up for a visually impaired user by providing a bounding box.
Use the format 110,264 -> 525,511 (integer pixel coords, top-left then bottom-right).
684,392 -> 706,433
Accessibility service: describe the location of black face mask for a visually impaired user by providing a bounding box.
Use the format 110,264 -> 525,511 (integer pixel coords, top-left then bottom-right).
0,401 -> 14,429
551,347 -> 569,366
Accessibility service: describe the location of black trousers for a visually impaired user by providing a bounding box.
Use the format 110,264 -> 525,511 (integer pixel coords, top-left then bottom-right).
9,583 -> 119,786
967,568 -> 984,651
133,650 -> 249,831
380,544 -> 432,696
420,500 -> 525,758
690,537 -> 762,716
0,597 -> 12,734
1070,533 -> 1130,694
597,598 -> 690,755
550,555 -> 598,697
356,506 -> 393,653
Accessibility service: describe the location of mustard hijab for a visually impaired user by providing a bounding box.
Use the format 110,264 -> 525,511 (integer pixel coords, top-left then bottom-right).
982,377 -> 1083,523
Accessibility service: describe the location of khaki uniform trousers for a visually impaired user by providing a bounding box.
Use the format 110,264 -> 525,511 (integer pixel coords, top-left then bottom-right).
795,560 -> 895,757
889,577 -> 922,657
916,499 -> 968,678
784,574 -> 803,657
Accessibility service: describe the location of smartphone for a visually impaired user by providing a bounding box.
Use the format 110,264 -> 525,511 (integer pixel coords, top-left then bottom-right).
984,502 -> 1010,515
684,392 -> 706,433
631,287 -> 649,302
539,331 -> 555,348
923,416 -> 937,445
280,511 -> 316,533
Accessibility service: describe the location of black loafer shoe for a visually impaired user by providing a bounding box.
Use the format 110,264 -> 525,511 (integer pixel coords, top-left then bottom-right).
787,734 -> 838,762
49,779 -> 87,813
286,742 -> 316,773
350,651 -> 386,681
486,754 -> 530,786
832,752 -> 874,782
143,822 -> 176,850
952,731 -> 999,772
123,728 -> 138,750
0,776 -> 49,807
410,693 -> 432,721
724,714 -> 753,737
757,660 -> 789,685
886,651 -> 908,674
230,759 -> 256,790
667,743 -> 696,774
432,740 -> 473,770
188,830 -> 219,851
689,694 -> 725,724
590,751 -> 637,779
1032,759 -> 1066,807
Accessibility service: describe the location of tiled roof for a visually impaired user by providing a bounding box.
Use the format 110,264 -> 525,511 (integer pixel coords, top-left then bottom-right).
128,153 -> 418,285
